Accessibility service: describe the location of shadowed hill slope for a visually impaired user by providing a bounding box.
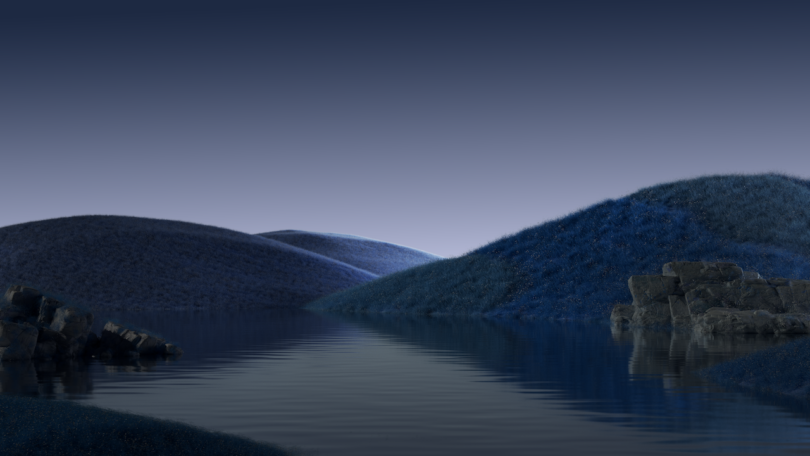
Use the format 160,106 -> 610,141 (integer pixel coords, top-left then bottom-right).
307,172 -> 810,321
0,216 -> 441,312
257,230 -> 442,276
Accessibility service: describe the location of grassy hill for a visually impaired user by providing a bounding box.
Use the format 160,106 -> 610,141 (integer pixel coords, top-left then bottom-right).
307,172 -> 810,320
257,229 -> 442,276
0,216 -> 441,312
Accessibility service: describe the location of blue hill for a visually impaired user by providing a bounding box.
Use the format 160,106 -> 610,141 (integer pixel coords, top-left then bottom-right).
306,172 -> 810,321
257,229 -> 442,276
0,216 -> 441,312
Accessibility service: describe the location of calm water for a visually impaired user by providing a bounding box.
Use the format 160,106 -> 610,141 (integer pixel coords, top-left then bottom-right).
3,308 -> 810,455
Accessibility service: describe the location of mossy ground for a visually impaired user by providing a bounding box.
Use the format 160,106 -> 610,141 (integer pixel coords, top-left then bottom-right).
0,393 -> 310,456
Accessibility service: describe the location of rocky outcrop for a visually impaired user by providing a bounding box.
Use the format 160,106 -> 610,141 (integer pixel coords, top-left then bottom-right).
0,285 -> 183,361
611,261 -> 810,334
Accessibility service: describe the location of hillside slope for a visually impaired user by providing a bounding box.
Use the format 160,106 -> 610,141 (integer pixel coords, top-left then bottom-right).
307,172 -> 810,320
257,230 -> 442,276
0,216 -> 440,311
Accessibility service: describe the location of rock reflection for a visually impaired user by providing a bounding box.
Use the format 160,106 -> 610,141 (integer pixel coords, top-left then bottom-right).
618,327 -> 802,390
0,355 -> 181,398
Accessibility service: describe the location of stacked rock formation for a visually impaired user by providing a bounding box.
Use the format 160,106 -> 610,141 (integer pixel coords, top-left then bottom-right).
0,285 -> 183,361
611,261 -> 810,334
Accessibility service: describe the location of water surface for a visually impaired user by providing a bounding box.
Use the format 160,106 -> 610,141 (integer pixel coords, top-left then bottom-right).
3,308 -> 810,455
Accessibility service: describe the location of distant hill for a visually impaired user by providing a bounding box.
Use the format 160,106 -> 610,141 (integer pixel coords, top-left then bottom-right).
257,230 -> 442,276
307,172 -> 810,320
0,216 -> 442,311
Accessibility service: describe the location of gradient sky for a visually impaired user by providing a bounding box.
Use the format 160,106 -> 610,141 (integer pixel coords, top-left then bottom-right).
2,0 -> 808,258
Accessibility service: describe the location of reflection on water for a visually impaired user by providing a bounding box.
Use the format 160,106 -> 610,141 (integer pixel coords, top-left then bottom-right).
2,308 -> 810,455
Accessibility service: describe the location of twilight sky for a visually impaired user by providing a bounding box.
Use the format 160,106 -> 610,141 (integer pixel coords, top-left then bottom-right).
2,0 -> 808,258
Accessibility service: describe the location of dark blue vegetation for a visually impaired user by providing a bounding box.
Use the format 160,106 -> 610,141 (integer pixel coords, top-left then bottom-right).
0,217 -> 441,312
0,393 -> 308,456
308,172 -> 810,321
700,336 -> 810,398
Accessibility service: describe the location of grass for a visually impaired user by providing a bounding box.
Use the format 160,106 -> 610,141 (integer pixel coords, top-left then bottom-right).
0,218 -> 440,312
699,337 -> 810,398
0,393 -> 311,456
306,253 -> 531,316
307,171 -> 810,321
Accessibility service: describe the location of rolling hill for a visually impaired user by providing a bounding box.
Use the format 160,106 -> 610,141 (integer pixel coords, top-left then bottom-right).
0,216 -> 442,312
306,172 -> 810,321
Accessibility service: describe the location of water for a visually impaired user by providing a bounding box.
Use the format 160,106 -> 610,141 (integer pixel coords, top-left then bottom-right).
3,307 -> 810,455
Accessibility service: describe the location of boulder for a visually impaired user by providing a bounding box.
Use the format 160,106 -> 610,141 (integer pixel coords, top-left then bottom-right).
612,260 -> 810,334
100,321 -> 168,357
0,320 -> 39,360
668,295 -> 691,327
692,308 -> 781,334
610,303 -> 634,326
0,285 -> 183,361
37,296 -> 64,326
628,275 -> 679,326
3,285 -> 43,316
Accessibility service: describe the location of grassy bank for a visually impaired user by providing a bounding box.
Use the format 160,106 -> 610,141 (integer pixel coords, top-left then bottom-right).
0,393 -> 310,456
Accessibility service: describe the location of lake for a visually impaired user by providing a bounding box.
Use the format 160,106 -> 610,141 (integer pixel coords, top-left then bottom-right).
3,307 -> 810,455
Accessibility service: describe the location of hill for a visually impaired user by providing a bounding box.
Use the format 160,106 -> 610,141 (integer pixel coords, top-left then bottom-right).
257,230 -> 442,276
0,216 -> 441,311
306,172 -> 810,320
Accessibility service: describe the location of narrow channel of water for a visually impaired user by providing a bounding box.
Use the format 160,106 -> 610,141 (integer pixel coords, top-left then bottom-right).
3,308 -> 810,455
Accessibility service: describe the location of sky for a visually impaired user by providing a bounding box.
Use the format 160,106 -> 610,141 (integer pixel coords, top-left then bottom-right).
2,0 -> 808,258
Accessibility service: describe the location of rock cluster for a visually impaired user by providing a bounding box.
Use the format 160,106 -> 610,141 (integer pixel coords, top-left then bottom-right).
611,261 -> 810,334
0,285 -> 183,361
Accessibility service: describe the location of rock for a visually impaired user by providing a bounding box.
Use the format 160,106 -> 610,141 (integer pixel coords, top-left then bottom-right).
37,297 -> 64,326
610,303 -> 634,326
611,260 -> 810,334
693,308 -> 780,334
661,261 -> 742,295
0,285 -> 183,361
628,275 -> 679,326
3,286 -> 43,316
50,305 -> 93,340
0,320 -> 39,360
739,282 -> 785,313
100,321 -> 168,357
668,295 -> 691,327
775,279 -> 810,313
161,343 -> 184,356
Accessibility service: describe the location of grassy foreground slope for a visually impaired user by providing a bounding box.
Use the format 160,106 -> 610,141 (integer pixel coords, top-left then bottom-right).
307,172 -> 810,320
0,394 -> 309,456
0,216 -> 440,311
699,337 -> 810,399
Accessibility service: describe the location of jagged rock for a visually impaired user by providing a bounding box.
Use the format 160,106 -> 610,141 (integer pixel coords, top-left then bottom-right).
4,286 -> 43,316
693,308 -> 778,334
162,343 -> 184,356
0,320 -> 39,360
662,261 -> 742,294
668,295 -> 691,326
610,303 -> 634,326
100,321 -> 168,356
0,285 -> 183,361
628,275 -> 679,326
613,261 -> 810,334
37,297 -> 64,326
739,282 -> 785,313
